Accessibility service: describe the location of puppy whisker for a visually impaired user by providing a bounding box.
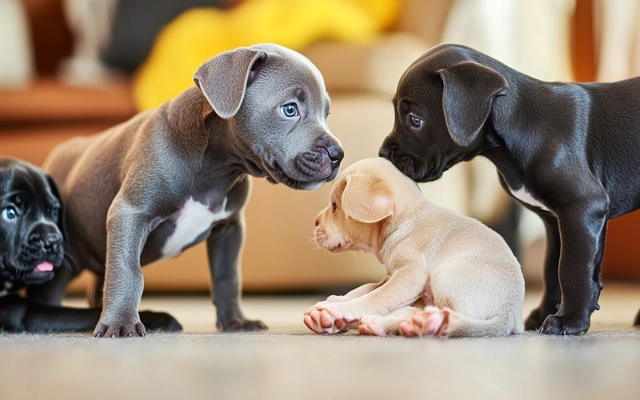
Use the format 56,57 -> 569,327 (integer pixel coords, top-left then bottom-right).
61,258 -> 73,272
63,251 -> 78,270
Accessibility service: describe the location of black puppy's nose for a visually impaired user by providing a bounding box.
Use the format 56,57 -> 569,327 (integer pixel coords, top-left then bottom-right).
379,136 -> 396,160
327,145 -> 344,166
29,227 -> 62,251
44,232 -> 62,250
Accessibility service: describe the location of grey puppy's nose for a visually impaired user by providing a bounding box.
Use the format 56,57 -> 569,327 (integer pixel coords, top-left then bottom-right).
327,146 -> 344,166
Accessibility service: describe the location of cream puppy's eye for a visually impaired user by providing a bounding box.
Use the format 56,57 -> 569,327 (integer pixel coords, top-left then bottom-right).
332,201 -> 337,212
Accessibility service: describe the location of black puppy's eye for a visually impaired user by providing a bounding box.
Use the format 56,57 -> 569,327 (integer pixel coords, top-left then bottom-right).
281,103 -> 299,118
409,116 -> 423,128
49,206 -> 59,220
2,206 -> 18,222
332,201 -> 337,212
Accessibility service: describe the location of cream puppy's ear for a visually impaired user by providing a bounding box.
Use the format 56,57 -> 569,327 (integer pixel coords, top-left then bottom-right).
342,174 -> 394,223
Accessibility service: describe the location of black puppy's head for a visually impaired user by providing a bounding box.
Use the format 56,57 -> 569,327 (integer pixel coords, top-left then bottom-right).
379,44 -> 507,182
0,158 -> 66,287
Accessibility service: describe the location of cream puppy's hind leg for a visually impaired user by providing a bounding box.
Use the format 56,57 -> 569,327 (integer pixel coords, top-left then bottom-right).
400,304 -> 522,338
399,306 -> 451,337
359,306 -> 423,336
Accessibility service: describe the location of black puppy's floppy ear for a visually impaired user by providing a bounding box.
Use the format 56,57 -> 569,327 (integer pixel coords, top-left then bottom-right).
439,61 -> 507,146
193,47 -> 268,119
46,175 -> 68,242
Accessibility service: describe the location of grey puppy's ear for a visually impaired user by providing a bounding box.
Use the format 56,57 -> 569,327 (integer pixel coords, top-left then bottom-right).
193,48 -> 268,119
438,61 -> 507,146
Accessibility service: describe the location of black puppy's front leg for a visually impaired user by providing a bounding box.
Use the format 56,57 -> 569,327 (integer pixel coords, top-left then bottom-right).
539,199 -> 607,335
207,214 -> 266,332
0,295 -> 182,333
524,213 -> 562,330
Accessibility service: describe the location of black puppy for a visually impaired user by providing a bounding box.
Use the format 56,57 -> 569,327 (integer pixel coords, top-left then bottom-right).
0,158 -> 181,333
379,43 -> 640,335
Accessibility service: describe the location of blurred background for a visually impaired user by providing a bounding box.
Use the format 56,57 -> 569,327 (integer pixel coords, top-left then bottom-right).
1,0 -> 639,298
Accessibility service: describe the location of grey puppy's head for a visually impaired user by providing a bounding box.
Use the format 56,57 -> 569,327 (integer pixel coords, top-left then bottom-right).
379,44 -> 507,182
0,158 -> 66,287
194,43 -> 344,190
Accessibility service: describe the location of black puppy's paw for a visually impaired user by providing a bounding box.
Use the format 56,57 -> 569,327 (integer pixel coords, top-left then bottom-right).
524,304 -> 559,331
93,321 -> 147,338
539,314 -> 589,336
217,317 -> 267,332
634,309 -> 640,327
139,310 -> 182,333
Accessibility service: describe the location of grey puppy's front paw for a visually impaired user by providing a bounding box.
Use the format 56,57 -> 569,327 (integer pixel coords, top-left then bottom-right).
93,318 -> 147,338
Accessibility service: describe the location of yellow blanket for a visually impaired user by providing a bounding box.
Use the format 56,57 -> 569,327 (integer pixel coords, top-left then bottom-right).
133,0 -> 401,110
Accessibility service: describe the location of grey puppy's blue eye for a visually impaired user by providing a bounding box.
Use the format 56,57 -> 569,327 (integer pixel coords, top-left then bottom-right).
281,103 -> 299,118
2,207 -> 18,222
410,116 -> 423,128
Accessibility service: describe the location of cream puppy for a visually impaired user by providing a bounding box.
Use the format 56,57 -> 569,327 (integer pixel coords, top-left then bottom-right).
304,158 -> 524,337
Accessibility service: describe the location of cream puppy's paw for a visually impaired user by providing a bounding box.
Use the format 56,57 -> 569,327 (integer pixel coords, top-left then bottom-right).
399,306 -> 451,337
303,302 -> 359,334
325,295 -> 349,303
358,315 -> 390,336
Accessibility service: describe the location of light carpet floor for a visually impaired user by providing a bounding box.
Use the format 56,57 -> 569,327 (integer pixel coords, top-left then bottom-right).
1,283 -> 640,400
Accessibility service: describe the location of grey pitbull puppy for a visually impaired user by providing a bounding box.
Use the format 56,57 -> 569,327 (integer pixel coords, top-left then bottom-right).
35,44 -> 344,337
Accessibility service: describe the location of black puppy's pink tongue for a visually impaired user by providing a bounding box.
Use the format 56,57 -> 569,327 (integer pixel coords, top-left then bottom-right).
35,261 -> 54,272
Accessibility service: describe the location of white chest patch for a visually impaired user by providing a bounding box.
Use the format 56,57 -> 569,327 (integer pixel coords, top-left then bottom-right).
161,197 -> 232,259
509,186 -> 550,212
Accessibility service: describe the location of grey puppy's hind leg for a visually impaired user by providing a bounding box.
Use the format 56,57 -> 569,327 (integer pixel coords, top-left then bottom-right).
207,217 -> 266,332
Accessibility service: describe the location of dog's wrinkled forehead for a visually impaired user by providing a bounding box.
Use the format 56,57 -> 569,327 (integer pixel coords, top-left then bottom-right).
0,161 -> 57,207
250,44 -> 329,106
397,44 -> 473,94
254,44 -> 327,89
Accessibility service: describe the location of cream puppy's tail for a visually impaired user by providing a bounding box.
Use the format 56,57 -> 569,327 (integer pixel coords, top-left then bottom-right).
401,306 -> 523,338
445,308 -> 524,337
